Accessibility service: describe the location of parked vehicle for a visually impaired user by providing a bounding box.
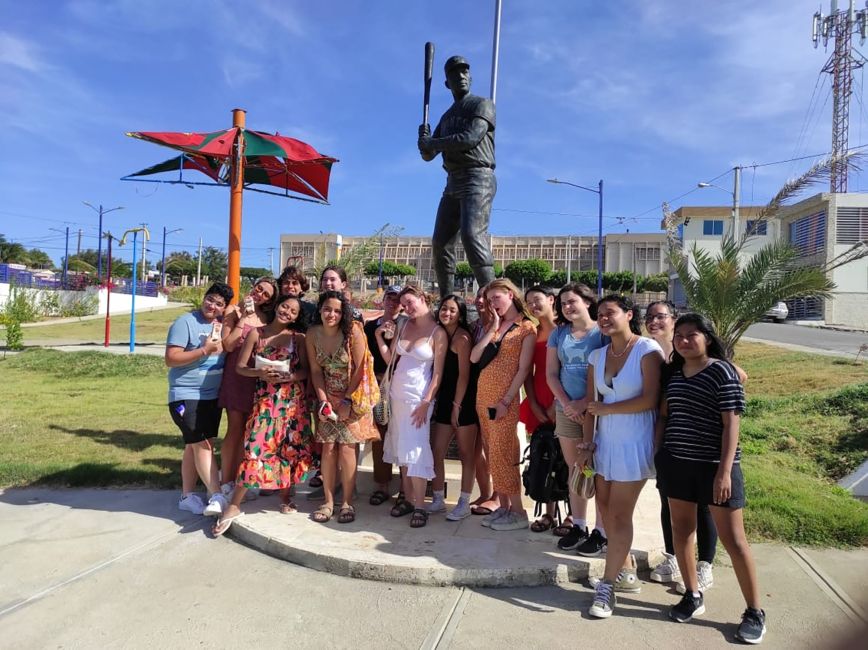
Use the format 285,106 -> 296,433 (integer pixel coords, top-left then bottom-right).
765,301 -> 788,323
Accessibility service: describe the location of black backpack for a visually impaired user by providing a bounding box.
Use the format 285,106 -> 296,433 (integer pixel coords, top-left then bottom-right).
520,423 -> 570,510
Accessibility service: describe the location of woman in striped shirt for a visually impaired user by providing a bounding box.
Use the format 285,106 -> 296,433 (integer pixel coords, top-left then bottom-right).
655,313 -> 765,644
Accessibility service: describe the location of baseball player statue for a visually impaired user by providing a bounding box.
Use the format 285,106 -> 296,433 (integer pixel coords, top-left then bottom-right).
418,55 -> 496,297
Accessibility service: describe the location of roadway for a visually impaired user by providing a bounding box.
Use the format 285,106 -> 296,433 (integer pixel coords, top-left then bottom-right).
744,322 -> 867,358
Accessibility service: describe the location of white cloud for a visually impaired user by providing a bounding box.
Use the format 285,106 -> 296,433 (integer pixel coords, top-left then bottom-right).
0,31 -> 46,72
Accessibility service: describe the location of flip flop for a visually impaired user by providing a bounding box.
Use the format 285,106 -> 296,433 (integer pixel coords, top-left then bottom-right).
471,505 -> 493,516
212,511 -> 244,537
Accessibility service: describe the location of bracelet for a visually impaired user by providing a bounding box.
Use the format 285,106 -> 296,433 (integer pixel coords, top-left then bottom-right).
452,401 -> 462,408
576,441 -> 597,451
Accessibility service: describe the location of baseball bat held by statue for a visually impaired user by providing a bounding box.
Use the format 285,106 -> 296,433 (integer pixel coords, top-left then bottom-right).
423,41 -> 434,127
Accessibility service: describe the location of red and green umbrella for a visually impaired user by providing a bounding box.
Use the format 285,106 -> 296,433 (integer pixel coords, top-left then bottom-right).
124,126 -> 337,202
122,109 -> 338,300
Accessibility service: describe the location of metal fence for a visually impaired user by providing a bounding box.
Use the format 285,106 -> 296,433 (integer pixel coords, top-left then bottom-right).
0,264 -> 158,297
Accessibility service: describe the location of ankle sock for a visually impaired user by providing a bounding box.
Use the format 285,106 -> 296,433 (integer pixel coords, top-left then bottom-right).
459,491 -> 471,503
433,489 -> 445,501
573,518 -> 587,529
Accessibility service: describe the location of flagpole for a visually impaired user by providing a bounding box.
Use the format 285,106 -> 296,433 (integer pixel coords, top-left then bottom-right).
228,108 -> 246,303
490,0 -> 502,103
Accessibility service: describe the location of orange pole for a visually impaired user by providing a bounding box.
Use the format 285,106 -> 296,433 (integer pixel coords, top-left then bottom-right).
227,108 -> 246,303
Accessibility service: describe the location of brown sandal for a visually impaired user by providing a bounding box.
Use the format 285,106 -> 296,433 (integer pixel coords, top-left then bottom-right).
390,500 -> 415,517
312,504 -> 333,523
337,504 -> 356,524
280,501 -> 298,515
531,514 -> 556,533
552,517 -> 574,537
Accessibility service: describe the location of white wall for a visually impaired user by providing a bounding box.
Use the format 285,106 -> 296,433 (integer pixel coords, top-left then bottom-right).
0,284 -> 167,315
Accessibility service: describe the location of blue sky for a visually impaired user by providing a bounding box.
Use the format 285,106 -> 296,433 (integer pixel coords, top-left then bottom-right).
1,0 -> 861,270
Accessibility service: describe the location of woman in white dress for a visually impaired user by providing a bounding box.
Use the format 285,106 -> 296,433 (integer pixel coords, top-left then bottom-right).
374,285 -> 448,528
578,295 -> 664,619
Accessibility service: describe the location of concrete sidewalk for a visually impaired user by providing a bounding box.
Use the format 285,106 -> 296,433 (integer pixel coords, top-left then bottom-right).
2,488 -> 865,649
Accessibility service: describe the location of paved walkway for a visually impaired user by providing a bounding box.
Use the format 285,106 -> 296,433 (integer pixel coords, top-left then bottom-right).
2,488 -> 866,648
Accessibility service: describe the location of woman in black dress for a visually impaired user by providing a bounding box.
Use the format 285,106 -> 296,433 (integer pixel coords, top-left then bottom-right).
430,294 -> 479,521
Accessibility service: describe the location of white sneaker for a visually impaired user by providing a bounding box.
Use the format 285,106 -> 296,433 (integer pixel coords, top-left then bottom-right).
203,493 -> 227,517
650,552 -> 681,583
446,500 -> 472,521
490,511 -> 530,531
178,493 -> 205,515
481,507 -> 507,528
588,580 -> 616,618
676,561 -> 714,594
427,497 -> 447,513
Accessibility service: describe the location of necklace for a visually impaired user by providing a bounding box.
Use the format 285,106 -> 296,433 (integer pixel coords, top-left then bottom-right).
610,334 -> 636,358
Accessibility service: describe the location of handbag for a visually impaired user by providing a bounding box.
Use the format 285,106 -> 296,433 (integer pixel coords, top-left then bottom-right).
348,324 -> 380,417
373,319 -> 406,426
569,392 -> 599,499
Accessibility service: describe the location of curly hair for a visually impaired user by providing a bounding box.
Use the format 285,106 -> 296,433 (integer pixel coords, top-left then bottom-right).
436,293 -> 470,331
277,266 -> 310,295
314,290 -> 354,339
269,294 -> 308,332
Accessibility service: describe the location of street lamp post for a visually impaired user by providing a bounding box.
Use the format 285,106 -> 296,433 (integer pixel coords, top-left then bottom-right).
161,227 -> 183,287
697,166 -> 741,238
83,202 -> 124,284
119,227 -> 150,353
547,178 -> 605,296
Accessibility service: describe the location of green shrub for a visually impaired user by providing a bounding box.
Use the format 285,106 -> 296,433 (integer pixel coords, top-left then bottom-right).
39,291 -> 62,317
3,284 -> 40,323
168,285 -> 205,309
4,320 -> 23,350
60,292 -> 98,317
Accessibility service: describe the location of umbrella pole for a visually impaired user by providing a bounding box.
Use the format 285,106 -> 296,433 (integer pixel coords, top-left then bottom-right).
228,108 -> 246,303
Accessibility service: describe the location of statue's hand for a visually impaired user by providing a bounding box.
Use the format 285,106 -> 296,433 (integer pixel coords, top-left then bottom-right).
418,135 -> 434,154
418,123 -> 431,138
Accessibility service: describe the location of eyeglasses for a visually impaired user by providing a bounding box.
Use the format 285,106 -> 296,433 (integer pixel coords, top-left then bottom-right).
645,313 -> 672,322
203,295 -> 227,309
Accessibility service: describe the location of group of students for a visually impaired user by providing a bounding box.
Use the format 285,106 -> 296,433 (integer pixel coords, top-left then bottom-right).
165,268 -> 766,645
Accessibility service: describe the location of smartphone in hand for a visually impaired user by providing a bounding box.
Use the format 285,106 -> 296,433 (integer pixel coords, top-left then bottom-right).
487,407 -> 497,420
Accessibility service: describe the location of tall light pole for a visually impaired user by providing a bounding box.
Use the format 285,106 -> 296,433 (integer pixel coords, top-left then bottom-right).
49,226 -> 70,288
161,227 -> 183,287
83,202 -> 124,284
697,166 -> 741,238
119,226 -> 150,354
547,178 -> 605,296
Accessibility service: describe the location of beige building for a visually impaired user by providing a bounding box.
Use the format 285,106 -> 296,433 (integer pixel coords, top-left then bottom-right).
668,195 -> 868,327
279,232 -> 668,288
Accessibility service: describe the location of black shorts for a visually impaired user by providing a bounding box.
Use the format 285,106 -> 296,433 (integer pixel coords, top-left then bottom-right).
655,447 -> 745,509
169,399 -> 222,445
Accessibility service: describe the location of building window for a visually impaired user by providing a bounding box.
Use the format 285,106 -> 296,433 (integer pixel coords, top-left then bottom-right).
789,211 -> 826,257
636,247 -> 660,261
836,207 -> 868,244
746,220 -> 768,236
702,220 -> 724,236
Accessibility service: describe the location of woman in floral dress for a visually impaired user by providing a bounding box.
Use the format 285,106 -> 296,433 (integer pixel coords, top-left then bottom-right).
213,295 -> 312,536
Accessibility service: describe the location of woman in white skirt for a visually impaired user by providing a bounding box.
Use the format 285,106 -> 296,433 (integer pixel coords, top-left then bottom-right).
375,285 -> 448,528
578,295 -> 664,619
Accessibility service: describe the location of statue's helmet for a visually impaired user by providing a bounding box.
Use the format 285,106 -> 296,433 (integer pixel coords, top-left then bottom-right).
444,55 -> 470,76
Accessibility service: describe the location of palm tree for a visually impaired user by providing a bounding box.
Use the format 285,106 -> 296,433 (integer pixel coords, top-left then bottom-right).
666,154 -> 866,357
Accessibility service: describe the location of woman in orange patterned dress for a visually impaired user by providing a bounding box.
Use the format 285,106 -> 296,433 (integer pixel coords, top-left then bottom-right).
471,279 -> 537,532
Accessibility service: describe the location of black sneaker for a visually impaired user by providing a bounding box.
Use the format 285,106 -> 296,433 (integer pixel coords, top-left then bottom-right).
576,529 -> 607,557
736,607 -> 766,644
557,525 -> 589,551
669,592 -> 705,623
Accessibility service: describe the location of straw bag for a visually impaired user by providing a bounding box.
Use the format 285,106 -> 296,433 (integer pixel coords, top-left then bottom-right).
569,398 -> 599,499
373,320 -> 405,426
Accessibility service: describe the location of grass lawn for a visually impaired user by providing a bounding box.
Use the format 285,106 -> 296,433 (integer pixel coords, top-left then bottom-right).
2,342 -> 866,546
20,307 -> 188,346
